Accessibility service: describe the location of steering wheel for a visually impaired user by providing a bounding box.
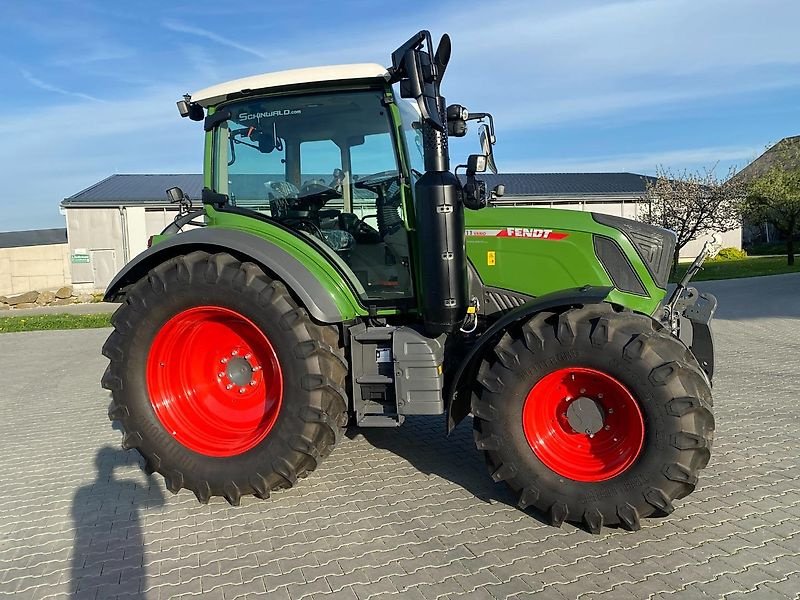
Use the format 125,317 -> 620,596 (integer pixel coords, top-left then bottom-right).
354,170 -> 399,192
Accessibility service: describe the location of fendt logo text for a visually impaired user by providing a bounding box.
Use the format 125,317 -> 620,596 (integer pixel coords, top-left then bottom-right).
500,227 -> 556,238
465,228 -> 569,241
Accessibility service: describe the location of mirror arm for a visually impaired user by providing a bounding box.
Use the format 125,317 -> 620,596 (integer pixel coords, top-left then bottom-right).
388,30 -> 446,133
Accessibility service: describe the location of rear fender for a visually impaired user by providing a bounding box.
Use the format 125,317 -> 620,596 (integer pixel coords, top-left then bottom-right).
446,285 -> 613,432
104,228 -> 345,323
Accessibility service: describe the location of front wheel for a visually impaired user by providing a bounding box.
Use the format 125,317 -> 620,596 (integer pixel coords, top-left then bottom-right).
473,304 -> 714,532
101,251 -> 347,505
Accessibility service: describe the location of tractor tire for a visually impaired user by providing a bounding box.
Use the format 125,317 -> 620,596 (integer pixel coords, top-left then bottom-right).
472,303 -> 714,532
101,251 -> 347,505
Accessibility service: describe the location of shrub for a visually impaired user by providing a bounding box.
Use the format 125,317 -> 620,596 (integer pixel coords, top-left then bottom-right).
709,247 -> 748,261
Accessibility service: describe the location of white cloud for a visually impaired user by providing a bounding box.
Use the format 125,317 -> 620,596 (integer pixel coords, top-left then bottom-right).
162,20 -> 269,61
19,69 -> 105,103
501,145 -> 762,174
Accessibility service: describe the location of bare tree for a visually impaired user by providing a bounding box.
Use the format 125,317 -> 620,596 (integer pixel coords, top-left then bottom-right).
638,166 -> 745,269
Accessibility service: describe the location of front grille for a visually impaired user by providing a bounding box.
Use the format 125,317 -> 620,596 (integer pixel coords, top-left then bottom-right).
486,291 -> 527,312
592,213 -> 675,289
593,235 -> 648,296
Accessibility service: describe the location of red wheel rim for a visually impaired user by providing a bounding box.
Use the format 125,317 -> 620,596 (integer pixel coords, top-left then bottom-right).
522,367 -> 644,482
146,306 -> 283,457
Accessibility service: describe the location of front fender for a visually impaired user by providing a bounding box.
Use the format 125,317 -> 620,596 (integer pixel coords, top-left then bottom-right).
104,228 -> 346,323
446,285 -> 614,432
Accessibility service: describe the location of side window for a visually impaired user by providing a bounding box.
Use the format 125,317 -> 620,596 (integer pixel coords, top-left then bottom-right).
398,99 -> 424,179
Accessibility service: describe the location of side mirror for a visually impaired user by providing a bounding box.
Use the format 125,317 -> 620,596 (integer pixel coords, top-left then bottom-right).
166,187 -> 186,204
467,154 -> 488,174
478,124 -> 497,174
493,184 -> 505,198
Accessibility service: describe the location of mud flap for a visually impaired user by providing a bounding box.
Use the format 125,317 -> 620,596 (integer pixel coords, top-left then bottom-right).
677,288 -> 717,381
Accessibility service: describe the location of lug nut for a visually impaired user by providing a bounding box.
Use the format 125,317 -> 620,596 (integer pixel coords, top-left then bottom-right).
250,380 -> 257,387
226,383 -> 233,390
598,393 -> 604,399
608,408 -> 614,414
231,350 -> 238,356
218,372 -> 225,378
239,387 -> 246,394
580,388 -> 586,394
604,425 -> 611,431
220,358 -> 228,364
253,366 -> 262,372
245,353 -> 252,360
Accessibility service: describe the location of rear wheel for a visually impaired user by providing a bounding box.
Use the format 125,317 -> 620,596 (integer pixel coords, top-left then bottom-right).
102,251 -> 347,505
473,304 -> 714,532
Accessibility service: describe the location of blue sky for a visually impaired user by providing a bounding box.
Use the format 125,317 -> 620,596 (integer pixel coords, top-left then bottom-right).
1,0 -> 799,231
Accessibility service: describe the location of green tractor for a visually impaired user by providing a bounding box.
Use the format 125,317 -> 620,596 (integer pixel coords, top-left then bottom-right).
102,31 -> 716,532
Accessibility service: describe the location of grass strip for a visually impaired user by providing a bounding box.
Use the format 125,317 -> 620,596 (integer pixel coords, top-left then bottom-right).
672,256 -> 800,282
0,313 -> 112,334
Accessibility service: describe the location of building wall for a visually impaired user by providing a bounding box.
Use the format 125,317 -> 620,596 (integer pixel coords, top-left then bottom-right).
64,205 -> 183,291
681,229 -> 743,259
0,243 -> 71,296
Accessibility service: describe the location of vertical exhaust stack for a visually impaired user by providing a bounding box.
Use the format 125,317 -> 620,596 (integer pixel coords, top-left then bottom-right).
389,31 -> 467,335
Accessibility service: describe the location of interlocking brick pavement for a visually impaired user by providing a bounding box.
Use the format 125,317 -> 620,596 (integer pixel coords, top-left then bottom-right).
0,273 -> 798,599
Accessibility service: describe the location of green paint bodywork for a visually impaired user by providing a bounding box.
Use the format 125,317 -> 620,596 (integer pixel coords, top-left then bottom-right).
463,208 -> 664,316
174,84 -> 666,323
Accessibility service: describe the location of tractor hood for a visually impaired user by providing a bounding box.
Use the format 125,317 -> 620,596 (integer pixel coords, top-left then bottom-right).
464,206 -> 673,316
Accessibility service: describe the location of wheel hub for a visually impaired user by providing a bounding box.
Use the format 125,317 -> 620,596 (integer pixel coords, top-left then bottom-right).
225,356 -> 254,387
566,396 -> 605,436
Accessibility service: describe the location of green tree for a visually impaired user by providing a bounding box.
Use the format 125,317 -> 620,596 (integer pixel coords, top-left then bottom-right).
744,150 -> 800,266
639,167 -> 745,270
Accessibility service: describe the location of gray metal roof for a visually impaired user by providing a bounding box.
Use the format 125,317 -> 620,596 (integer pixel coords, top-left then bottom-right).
734,135 -> 800,183
62,172 -> 656,207
62,174 -> 204,206
0,228 -> 67,249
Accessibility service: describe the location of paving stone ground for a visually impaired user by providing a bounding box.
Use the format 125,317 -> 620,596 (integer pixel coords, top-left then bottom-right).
1,273 -> 798,600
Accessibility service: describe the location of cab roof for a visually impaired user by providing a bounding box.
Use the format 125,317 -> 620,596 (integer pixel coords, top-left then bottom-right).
190,63 -> 390,107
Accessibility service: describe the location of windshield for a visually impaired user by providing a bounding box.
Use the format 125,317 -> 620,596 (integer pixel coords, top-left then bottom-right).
212,90 -> 413,302
214,90 -> 398,211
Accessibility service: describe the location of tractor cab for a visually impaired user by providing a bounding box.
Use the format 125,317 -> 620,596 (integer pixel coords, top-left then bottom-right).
178,36 -> 498,333
191,67 -> 421,302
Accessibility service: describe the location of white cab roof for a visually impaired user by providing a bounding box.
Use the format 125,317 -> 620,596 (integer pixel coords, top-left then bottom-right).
191,63 -> 390,107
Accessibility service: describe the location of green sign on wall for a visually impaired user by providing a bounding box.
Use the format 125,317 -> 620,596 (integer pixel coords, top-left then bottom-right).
71,253 -> 90,264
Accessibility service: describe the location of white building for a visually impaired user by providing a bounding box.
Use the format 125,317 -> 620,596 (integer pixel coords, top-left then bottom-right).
61,175 -> 202,291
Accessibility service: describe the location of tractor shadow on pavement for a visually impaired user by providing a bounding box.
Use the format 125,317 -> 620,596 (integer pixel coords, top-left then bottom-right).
70,445 -> 165,599
349,415 -> 555,529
